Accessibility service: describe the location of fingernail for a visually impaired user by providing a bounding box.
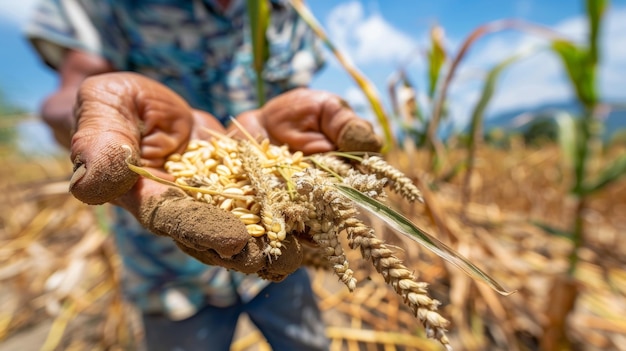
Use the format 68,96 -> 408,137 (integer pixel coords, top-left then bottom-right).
69,163 -> 86,190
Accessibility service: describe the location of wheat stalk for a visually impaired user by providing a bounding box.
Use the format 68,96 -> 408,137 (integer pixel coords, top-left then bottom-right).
149,134 -> 453,348
128,132 -> 510,350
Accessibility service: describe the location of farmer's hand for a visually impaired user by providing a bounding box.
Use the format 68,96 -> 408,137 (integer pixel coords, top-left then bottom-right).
68,72 -> 301,280
230,88 -> 382,155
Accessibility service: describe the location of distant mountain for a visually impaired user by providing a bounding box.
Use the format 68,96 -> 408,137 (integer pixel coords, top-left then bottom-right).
483,100 -> 626,139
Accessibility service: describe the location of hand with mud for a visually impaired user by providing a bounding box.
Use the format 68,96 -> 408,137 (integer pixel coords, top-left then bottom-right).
230,88 -> 382,154
69,72 -> 381,281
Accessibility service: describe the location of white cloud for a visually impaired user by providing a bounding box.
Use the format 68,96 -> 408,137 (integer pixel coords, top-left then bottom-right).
322,1 -> 625,130
444,5 -> 626,126
344,85 -> 368,107
0,0 -> 39,27
325,1 -> 418,65
481,48 -> 572,115
600,6 -> 626,101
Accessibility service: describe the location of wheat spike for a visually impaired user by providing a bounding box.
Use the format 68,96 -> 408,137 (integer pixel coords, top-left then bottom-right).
160,136 -> 453,349
360,155 -> 423,203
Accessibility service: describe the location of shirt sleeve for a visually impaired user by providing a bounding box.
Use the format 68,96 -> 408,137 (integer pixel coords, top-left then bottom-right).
263,0 -> 326,89
23,0 -> 104,70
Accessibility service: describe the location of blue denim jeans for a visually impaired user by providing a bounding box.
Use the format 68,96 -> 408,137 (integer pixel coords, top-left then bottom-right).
141,268 -> 329,351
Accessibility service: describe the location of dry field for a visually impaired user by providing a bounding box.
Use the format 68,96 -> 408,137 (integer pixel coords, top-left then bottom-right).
0,141 -> 624,351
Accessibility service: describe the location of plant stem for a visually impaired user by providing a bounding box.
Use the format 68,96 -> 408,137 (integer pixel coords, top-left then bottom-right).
567,197 -> 586,276
568,108 -> 597,275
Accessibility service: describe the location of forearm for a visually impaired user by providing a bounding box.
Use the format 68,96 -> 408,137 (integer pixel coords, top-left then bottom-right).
41,87 -> 78,149
41,50 -> 116,149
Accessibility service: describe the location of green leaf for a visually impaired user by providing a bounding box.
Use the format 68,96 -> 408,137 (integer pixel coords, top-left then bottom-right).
427,26 -> 447,99
586,0 -> 608,64
582,153 -> 626,194
462,51 -> 531,204
467,52 -> 529,149
531,220 -> 573,240
555,112 -> 578,174
334,183 -> 516,296
551,40 -> 597,110
246,0 -> 270,106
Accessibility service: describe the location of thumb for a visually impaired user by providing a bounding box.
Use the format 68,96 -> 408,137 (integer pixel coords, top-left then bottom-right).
336,118 -> 382,152
317,94 -> 382,153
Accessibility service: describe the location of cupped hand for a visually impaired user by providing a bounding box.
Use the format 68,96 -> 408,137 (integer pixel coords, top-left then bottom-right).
68,72 -> 301,280
230,88 -> 382,155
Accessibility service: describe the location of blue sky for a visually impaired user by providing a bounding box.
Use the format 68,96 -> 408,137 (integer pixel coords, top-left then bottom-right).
1,0 -> 625,138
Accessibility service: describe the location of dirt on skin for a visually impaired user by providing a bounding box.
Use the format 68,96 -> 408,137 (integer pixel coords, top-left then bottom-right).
257,236 -> 304,282
142,188 -> 249,257
337,120 -> 382,153
70,143 -> 141,205
67,122 -> 379,280
144,189 -> 304,279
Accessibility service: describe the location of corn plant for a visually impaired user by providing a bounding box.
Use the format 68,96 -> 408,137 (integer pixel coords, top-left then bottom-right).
382,18 -> 568,178
537,1 -> 626,349
387,26 -> 447,157
460,51 -> 533,209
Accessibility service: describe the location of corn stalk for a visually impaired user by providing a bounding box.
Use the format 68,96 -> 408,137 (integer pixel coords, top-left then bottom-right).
461,52 -> 531,210
538,1 -> 626,349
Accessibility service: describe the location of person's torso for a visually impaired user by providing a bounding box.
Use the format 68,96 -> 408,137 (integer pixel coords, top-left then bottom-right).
81,0 -> 318,122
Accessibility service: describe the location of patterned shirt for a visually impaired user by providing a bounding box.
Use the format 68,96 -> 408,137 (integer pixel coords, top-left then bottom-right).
26,0 -> 324,320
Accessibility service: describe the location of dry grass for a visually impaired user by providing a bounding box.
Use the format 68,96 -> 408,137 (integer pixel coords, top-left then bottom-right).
1,141 -> 625,350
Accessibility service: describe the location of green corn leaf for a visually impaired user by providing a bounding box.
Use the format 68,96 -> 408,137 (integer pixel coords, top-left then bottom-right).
551,40 -> 597,110
462,51 -> 530,205
582,153 -> 626,194
427,25 -> 447,99
467,52 -> 529,149
555,112 -> 578,175
586,0 -> 608,64
334,183 -> 516,296
531,220 -> 573,240
247,0 -> 270,106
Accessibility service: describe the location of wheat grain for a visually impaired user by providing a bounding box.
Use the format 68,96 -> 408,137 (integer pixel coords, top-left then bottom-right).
161,135 -> 452,349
